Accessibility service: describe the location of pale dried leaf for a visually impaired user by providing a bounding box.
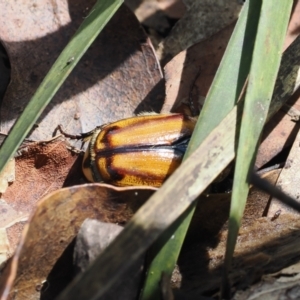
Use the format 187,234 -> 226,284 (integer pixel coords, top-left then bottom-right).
162,23 -> 234,113
255,104 -> 300,168
233,261 -> 300,299
0,229 -> 9,268
0,160 -> 15,194
268,127 -> 300,216
0,200 -> 27,230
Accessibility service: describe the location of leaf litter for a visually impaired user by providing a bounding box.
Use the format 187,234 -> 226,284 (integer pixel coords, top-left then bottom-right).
1,0 -> 300,299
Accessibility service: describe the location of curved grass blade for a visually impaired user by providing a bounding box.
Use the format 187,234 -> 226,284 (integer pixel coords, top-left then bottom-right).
222,1 -> 293,298
0,0 -> 123,175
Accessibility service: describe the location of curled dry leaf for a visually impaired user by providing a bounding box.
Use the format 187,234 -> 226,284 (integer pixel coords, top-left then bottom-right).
0,184 -> 155,300
0,1 -> 163,144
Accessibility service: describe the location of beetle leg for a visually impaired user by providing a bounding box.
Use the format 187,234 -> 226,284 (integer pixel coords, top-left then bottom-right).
53,124 -> 104,141
53,124 -> 82,139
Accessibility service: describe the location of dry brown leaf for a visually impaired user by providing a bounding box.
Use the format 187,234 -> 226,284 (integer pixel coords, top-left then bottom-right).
255,105 -> 300,168
162,23 -> 234,114
0,1 -> 163,144
0,139 -> 80,257
3,140 -> 80,214
283,0 -> 300,50
0,184 -> 155,300
158,0 -> 242,63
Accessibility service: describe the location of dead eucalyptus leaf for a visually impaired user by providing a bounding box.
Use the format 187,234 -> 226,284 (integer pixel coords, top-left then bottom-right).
158,0 -> 242,63
162,23 -> 234,114
0,1 -> 163,145
3,140 -> 80,214
0,184 -> 155,300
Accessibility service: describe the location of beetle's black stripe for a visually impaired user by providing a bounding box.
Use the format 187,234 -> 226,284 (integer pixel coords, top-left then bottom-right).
99,125 -> 121,148
105,156 -> 124,182
95,136 -> 191,156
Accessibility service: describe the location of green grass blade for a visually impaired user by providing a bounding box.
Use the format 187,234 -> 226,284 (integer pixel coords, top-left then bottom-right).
140,2 -> 261,299
139,204 -> 194,300
186,0 -> 261,154
223,1 -> 293,297
0,0 -> 123,174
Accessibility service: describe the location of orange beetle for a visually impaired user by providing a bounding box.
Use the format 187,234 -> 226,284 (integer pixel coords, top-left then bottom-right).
82,113 -> 196,187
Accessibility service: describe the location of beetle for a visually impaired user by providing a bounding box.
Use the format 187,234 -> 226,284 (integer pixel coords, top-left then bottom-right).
79,113 -> 197,187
